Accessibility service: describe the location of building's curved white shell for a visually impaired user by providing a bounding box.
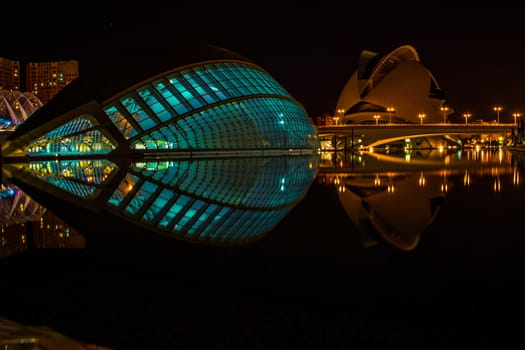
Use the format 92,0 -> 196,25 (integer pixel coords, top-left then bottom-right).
335,45 -> 449,125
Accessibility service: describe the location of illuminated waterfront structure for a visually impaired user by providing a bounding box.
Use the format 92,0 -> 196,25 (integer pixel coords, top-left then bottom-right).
2,44 -> 319,160
335,44 -> 450,124
1,43 -> 320,247
25,60 -> 79,104
0,57 -> 20,91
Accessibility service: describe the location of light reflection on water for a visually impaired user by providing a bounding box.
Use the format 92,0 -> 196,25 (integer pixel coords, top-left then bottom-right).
1,148 -> 523,256
317,147 -> 525,251
0,154 -> 320,257
2,149 -> 525,348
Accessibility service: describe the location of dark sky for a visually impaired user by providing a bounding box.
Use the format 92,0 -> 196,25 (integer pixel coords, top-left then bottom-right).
4,3 -> 525,122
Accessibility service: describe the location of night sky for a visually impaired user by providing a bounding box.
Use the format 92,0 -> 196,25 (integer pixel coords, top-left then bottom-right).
4,3 -> 525,122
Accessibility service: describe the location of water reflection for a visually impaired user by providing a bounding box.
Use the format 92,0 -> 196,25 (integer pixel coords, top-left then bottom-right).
0,183 -> 85,258
331,172 -> 444,251
0,316 -> 111,349
0,184 -> 46,224
1,154 -> 319,257
2,148 -> 525,348
3,148 -> 523,255
318,148 -> 524,250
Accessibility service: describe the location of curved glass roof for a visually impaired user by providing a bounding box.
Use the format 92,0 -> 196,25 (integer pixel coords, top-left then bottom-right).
102,61 -> 318,151
12,59 -> 319,159
0,44 -> 321,247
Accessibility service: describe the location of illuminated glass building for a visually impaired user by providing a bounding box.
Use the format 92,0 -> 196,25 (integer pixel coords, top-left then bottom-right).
2,44 -> 319,160
1,44 -> 320,247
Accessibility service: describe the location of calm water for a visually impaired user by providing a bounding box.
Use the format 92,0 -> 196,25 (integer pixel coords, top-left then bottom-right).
2,148 -> 525,349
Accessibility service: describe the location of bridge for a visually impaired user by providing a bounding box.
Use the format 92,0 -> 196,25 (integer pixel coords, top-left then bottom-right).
317,123 -> 517,150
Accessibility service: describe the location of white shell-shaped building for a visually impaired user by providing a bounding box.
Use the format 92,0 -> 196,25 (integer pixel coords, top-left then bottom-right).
0,90 -> 43,129
335,45 -> 449,124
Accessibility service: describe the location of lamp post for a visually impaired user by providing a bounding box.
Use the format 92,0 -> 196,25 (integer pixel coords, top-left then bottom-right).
493,106 -> 502,125
418,113 -> 426,124
336,108 -> 344,126
373,114 -> 380,125
463,113 -> 471,125
440,106 -> 449,124
513,113 -> 521,125
387,107 -> 395,124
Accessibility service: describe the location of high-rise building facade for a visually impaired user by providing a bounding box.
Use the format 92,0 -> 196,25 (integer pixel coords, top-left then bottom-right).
25,60 -> 79,103
0,57 -> 21,91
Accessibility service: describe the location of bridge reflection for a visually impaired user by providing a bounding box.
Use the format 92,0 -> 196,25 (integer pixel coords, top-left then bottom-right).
319,147 -> 518,174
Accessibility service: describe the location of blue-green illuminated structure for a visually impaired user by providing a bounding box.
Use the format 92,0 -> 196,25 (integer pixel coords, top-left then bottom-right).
3,155 -> 319,245
1,44 -> 320,246
1,44 -> 319,159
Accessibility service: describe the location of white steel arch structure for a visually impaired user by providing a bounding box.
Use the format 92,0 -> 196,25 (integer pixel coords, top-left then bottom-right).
0,90 -> 44,129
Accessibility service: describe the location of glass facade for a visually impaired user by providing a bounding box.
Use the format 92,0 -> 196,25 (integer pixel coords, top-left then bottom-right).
2,56 -> 319,159
27,116 -> 116,156
101,61 -> 319,152
0,47 -> 321,246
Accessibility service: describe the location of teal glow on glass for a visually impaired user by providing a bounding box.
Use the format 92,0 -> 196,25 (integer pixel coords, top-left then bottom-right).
27,116 -> 116,156
25,159 -> 117,198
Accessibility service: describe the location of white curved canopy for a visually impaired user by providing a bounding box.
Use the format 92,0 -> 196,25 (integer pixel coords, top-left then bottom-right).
0,89 -> 44,128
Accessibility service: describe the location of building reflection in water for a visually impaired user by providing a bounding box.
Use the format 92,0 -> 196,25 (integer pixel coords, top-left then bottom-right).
0,184 -> 85,258
318,147 -> 523,251
3,147 -> 523,255
1,153 -> 319,255
329,172 -> 445,251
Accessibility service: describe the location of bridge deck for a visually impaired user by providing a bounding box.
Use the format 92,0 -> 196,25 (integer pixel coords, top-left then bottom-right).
317,123 -> 516,148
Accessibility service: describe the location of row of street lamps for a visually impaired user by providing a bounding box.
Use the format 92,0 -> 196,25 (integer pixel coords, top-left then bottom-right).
463,107 -> 520,125
335,105 -> 521,126
480,106 -> 520,125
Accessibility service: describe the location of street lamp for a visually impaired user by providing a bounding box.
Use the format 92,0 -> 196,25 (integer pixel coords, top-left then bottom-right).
463,113 -> 471,125
386,107 -> 395,124
440,106 -> 449,124
373,114 -> 381,125
418,113 -> 426,124
513,113 -> 521,125
335,108 -> 345,126
493,106 -> 502,125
